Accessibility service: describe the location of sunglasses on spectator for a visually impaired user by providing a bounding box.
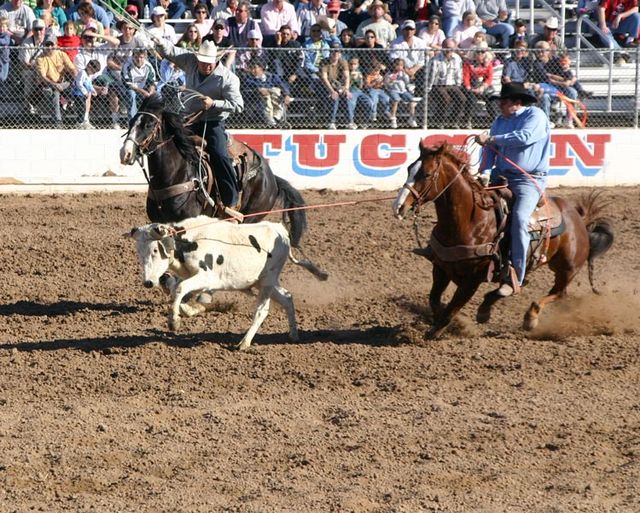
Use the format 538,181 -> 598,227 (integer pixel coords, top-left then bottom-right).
214,25 -> 225,29
34,27 -> 45,30
311,28 -> 321,33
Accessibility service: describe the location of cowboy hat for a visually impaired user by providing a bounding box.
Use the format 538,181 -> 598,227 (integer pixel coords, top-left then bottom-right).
196,40 -> 218,63
489,82 -> 538,104
368,0 -> 389,15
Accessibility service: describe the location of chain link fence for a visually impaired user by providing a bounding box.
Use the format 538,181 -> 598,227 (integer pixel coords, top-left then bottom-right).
0,46 -> 638,130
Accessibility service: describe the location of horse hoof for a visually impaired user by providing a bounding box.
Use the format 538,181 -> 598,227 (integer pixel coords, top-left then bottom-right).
476,307 -> 491,324
168,317 -> 181,332
426,326 -> 444,340
523,314 -> 538,331
236,340 -> 251,351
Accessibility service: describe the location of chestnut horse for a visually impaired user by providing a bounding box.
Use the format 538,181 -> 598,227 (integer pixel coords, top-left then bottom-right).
392,141 -> 614,338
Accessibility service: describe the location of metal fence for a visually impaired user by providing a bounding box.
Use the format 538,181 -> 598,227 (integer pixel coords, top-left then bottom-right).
0,46 -> 638,130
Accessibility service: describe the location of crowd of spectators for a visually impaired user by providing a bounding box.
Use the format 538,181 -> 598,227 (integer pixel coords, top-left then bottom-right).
0,0 -> 635,128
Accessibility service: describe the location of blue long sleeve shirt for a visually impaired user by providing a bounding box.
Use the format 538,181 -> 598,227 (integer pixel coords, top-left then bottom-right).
480,105 -> 551,176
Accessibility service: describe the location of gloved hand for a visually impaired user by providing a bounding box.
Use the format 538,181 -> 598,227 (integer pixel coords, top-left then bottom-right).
478,174 -> 490,187
475,133 -> 492,146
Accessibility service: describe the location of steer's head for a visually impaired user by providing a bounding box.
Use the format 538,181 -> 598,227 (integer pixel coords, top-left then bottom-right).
129,224 -> 175,288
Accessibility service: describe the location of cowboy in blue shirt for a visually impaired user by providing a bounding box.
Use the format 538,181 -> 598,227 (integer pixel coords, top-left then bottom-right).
476,81 -> 551,297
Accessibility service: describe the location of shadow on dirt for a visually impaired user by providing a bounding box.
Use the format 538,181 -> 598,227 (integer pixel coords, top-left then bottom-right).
0,300 -> 141,317
0,326 -> 405,353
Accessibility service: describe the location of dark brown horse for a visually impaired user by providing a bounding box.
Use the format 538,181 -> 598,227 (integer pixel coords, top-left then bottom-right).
392,141 -> 614,338
119,95 -> 307,247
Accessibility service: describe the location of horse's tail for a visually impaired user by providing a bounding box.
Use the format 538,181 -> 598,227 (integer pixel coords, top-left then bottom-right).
274,175 -> 307,248
575,191 -> 615,293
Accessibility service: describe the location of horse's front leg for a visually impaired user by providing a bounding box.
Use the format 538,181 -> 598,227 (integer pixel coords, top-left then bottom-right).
427,281 -> 481,339
429,264 -> 450,322
476,289 -> 506,324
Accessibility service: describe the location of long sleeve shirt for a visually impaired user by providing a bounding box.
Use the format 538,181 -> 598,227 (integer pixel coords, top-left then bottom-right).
480,105 -> 551,175
155,38 -> 243,122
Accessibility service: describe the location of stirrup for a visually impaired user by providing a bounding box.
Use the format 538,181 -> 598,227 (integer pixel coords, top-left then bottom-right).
495,266 -> 521,297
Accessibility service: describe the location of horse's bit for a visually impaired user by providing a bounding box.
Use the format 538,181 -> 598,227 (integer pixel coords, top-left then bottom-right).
124,111 -> 173,156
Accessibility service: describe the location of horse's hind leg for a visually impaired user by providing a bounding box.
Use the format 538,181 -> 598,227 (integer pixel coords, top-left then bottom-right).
427,282 -> 480,339
523,270 -> 574,330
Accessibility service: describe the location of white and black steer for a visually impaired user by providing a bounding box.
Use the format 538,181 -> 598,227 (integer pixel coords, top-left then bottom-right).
130,216 -> 327,350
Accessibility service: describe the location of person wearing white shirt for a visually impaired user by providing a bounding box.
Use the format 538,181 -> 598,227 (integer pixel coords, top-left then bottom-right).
260,0 -> 299,46
389,19 -> 427,95
147,6 -> 177,44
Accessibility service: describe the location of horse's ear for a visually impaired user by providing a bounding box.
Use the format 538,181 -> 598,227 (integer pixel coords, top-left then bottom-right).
418,139 -> 428,156
438,141 -> 449,154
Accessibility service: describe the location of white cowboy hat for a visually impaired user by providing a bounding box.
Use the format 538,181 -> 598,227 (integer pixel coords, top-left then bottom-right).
196,40 -> 218,64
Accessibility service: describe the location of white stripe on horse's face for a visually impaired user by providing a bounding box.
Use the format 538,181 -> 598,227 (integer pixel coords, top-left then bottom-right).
393,159 -> 422,218
120,116 -> 144,165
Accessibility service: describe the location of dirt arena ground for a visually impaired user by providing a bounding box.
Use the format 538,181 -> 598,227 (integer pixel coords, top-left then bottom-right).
0,186 -> 638,513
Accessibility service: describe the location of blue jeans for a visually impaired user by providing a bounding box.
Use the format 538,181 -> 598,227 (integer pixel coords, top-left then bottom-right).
599,14 -> 640,48
367,88 -> 390,118
491,169 -> 548,284
485,22 -> 515,48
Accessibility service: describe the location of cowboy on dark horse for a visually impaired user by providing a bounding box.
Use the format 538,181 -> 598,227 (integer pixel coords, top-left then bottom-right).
153,38 -> 242,212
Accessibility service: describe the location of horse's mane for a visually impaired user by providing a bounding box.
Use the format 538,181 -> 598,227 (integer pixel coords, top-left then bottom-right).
140,95 -> 200,164
436,143 -> 496,207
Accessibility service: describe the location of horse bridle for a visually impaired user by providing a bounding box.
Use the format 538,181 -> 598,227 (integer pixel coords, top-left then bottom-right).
125,111 -> 173,156
403,154 -> 467,213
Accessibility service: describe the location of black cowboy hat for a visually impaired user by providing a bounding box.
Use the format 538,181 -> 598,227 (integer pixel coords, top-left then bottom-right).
489,82 -> 538,105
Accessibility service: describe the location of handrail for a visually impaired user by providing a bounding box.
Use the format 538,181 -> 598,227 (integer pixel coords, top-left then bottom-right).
575,15 -> 616,111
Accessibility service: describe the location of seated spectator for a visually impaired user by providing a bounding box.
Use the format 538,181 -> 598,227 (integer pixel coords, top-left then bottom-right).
427,37 -> 466,128
297,0 -> 327,41
67,0 -> 110,34
274,24 -> 305,94
39,10 -> 60,38
462,42 -> 498,127
236,28 -> 264,74
325,0 -> 347,39
502,40 -> 531,84
320,43 -> 352,129
441,0 -> 476,38
557,53 -> 593,99
72,57 -> 100,128
384,57 -> 419,128
34,38 -> 75,126
530,16 -> 566,55
177,22 -> 201,49
509,17 -> 529,47
596,0 -> 640,50
74,2 -> 105,36
147,6 -> 177,44
390,19 -> 428,95
34,0 -> 66,36
0,0 -> 35,44
416,0 -> 442,22
124,4 -> 138,20
347,55 -> 374,127
19,19 -> 50,108
363,53 -> 391,122
453,9 -> 483,50
122,48 -> 156,119
0,14 -> 14,91
339,27 -> 358,50
193,3 -> 213,39
57,20 -> 80,59
418,14 -> 446,55
355,0 -> 397,48
474,0 -> 513,48
526,41 -> 556,123
260,0 -> 299,47
243,58 -> 291,126
73,27 -> 122,128
211,0 -> 238,21
226,0 -> 261,48
338,0 -> 370,33
316,14 -> 341,47
204,18 -> 232,46
303,23 -> 330,79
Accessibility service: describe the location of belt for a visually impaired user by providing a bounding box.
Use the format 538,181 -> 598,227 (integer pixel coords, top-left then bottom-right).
501,169 -> 547,177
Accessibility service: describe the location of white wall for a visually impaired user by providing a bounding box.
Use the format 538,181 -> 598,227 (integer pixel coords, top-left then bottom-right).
0,129 -> 636,192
